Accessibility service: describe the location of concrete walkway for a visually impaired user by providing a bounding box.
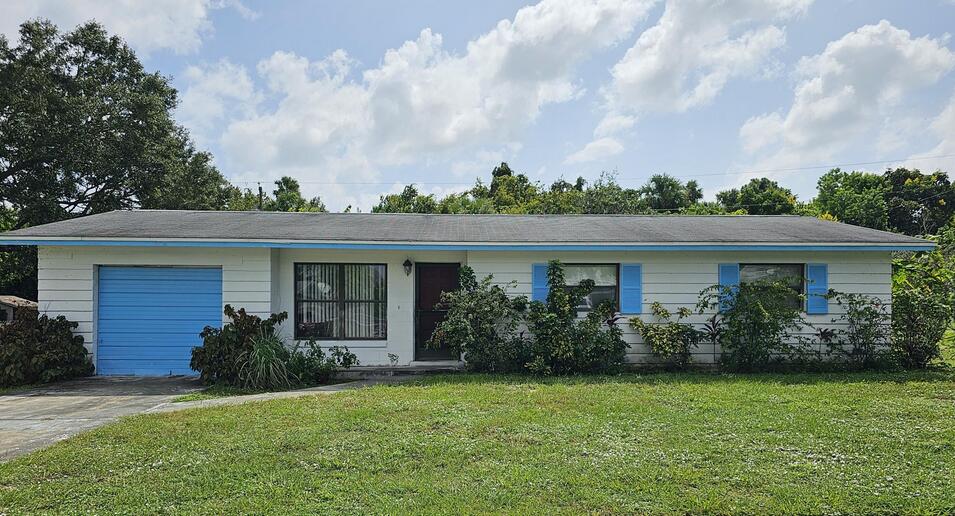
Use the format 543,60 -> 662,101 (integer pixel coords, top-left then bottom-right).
0,376 -> 201,462
145,377 -> 411,414
0,376 -> 411,462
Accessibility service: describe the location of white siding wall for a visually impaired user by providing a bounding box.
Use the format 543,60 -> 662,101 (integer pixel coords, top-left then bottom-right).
37,246 -> 272,364
465,251 -> 893,365
37,245 -> 895,369
271,249 -> 466,365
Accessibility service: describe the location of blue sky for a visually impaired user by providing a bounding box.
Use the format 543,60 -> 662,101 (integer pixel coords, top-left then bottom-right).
4,0 -> 955,210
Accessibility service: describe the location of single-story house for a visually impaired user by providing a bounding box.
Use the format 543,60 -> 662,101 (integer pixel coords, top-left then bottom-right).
0,295 -> 38,323
0,210 -> 934,375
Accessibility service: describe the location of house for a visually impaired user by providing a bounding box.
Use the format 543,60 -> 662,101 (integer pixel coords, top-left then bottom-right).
0,210 -> 934,376
0,295 -> 37,323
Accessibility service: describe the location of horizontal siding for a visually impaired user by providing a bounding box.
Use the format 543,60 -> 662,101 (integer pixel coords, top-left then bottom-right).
466,250 -> 894,364
37,246 -> 273,364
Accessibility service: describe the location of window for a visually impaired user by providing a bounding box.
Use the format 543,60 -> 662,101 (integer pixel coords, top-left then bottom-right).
739,263 -> 804,309
0,308 -> 8,323
295,263 -> 387,340
564,264 -> 618,311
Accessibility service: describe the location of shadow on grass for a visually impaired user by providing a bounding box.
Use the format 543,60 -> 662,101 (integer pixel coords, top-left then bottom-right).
401,366 -> 955,389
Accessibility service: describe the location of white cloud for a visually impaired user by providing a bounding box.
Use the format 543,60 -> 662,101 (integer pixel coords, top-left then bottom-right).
177,59 -> 260,143
740,20 -> 955,167
904,91 -> 955,173
568,0 -> 811,164
563,137 -> 624,164
0,0 -> 256,55
197,0 -> 656,209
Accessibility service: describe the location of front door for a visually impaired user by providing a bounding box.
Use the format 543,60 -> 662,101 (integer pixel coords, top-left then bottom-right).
415,263 -> 460,361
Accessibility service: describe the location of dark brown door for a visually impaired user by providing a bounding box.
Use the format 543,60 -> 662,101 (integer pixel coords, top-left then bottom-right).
415,263 -> 460,361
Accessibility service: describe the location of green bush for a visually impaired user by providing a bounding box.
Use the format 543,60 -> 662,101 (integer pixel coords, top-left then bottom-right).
287,341 -> 359,385
525,260 -> 628,375
190,305 -> 288,385
0,309 -> 93,387
629,302 -> 700,368
892,251 -> 954,368
428,266 -> 530,373
698,281 -> 813,372
237,331 -> 292,390
827,291 -> 893,369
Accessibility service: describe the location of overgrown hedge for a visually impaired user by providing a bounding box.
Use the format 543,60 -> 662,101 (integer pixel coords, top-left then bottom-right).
0,309 -> 93,387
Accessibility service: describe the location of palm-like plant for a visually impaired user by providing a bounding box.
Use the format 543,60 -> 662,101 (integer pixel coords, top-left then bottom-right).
237,331 -> 292,390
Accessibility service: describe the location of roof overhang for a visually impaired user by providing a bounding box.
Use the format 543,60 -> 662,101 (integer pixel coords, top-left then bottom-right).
0,237 -> 936,252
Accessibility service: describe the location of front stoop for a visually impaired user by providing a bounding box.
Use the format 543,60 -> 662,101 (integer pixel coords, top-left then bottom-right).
338,361 -> 464,379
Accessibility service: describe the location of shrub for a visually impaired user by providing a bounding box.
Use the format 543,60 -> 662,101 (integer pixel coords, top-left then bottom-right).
190,305 -> 288,385
892,251 -> 954,368
428,266 -> 530,373
698,281 -> 813,372
827,291 -> 893,369
0,309 -> 93,387
525,260 -> 628,374
237,331 -> 292,390
287,341 -> 359,385
629,302 -> 700,368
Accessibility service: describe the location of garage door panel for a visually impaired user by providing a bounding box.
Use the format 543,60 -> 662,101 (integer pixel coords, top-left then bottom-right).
98,345 -> 198,360
98,306 -> 223,320
97,267 -> 222,376
98,280 -> 223,294
99,292 -> 225,308
95,359 -> 195,377
98,334 -> 209,347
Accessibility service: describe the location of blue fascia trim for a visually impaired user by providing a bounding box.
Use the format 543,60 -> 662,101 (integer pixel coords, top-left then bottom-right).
0,239 -> 936,252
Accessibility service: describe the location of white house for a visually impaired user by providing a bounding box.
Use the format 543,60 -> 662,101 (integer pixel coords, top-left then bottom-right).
0,210 -> 933,376
0,295 -> 37,323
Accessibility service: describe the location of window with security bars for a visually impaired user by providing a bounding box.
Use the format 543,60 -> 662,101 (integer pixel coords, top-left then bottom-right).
295,263 -> 387,340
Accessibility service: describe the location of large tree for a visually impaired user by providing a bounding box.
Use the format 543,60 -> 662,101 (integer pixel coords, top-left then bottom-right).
815,169 -> 888,230
0,20 -> 238,298
717,177 -> 796,215
883,168 -> 955,236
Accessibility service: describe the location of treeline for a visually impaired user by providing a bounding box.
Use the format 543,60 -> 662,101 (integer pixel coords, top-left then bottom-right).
373,163 -> 955,237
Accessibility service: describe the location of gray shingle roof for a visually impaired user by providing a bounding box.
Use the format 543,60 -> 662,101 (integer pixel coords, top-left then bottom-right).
0,210 -> 932,246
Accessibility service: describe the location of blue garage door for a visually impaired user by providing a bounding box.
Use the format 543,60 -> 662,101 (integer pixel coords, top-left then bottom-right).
97,267 -> 222,376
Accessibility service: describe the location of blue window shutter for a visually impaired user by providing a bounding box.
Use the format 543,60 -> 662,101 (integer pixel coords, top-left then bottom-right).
718,263 -> 740,312
619,264 -> 643,314
532,263 -> 549,302
806,263 -> 828,314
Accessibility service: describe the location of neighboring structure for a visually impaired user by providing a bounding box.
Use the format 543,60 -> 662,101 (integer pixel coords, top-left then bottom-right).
0,295 -> 38,323
0,210 -> 934,375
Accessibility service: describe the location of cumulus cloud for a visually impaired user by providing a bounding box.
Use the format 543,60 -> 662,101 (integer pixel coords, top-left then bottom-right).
566,0 -> 812,163
176,59 -> 261,143
0,0 -> 257,55
739,20 -> 955,167
185,0 -> 657,209
904,91 -> 955,173
564,137 -> 624,164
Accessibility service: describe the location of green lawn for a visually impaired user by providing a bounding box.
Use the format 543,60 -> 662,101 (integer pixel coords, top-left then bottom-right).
2,372 -> 954,514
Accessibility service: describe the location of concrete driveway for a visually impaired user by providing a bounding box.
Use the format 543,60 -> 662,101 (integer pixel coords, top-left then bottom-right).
0,376 -> 201,462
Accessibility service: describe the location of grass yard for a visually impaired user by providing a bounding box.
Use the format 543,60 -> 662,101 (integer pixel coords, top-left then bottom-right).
2,372 -> 954,514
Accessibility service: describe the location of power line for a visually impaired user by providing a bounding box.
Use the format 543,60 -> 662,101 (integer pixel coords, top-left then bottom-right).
229,153 -> 955,186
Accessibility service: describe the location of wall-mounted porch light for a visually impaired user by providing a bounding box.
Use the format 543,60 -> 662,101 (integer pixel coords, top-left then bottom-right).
403,258 -> 414,276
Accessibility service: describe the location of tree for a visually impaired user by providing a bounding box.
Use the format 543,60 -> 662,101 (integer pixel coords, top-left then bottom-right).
0,20 -> 237,299
717,178 -> 796,215
373,185 -> 438,213
639,174 -> 696,211
883,168 -> 955,236
815,169 -> 888,230
269,177 -> 326,212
